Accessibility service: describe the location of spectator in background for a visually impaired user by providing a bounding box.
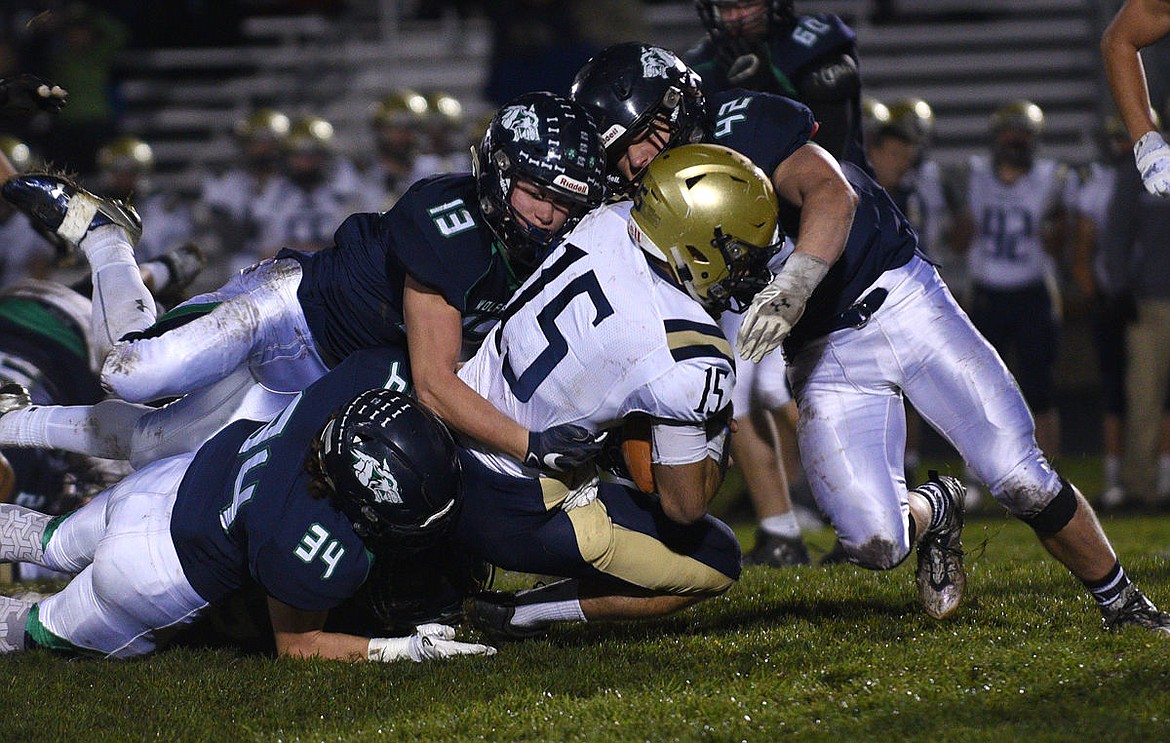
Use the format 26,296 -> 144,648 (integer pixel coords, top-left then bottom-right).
22,2 -> 128,177
950,100 -> 1072,506
1100,115 -> 1170,510
483,0 -> 599,105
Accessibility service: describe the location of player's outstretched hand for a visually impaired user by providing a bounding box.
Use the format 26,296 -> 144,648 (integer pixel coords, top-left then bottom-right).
0,75 -> 68,118
738,281 -> 803,363
367,624 -> 497,663
525,424 -> 608,473
1135,130 -> 1170,197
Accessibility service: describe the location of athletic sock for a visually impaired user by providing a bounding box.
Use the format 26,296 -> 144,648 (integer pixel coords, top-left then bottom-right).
759,512 -> 801,539
0,504 -> 50,563
918,481 -> 952,534
1083,561 -> 1131,606
511,599 -> 586,629
0,596 -> 32,653
0,400 -> 143,459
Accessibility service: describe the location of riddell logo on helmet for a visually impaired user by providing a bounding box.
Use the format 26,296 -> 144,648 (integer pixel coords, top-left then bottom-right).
554,174 -> 590,195
601,124 -> 626,147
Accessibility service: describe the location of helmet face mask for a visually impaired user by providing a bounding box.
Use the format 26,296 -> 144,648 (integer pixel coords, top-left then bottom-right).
474,92 -> 607,271
989,99 -> 1043,169
314,389 -> 463,555
695,0 -> 796,46
629,143 -> 783,313
570,43 -> 707,196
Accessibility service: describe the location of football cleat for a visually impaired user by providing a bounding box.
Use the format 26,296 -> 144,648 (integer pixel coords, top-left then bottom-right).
1,173 -> 142,249
915,473 -> 966,620
462,591 -> 549,641
1101,583 -> 1170,634
0,382 -> 32,418
744,529 -> 811,567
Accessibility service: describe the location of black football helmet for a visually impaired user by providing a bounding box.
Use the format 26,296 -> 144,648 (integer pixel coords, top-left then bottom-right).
474,92 -> 607,271
316,389 -> 462,553
695,0 -> 797,44
570,43 -> 707,196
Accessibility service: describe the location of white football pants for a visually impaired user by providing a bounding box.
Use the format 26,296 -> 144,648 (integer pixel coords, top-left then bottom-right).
36,453 -> 208,658
788,255 -> 1062,569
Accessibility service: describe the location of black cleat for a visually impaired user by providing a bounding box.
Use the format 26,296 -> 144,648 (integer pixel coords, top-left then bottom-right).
744,528 -> 811,567
1102,584 -> 1170,634
915,472 -> 966,619
2,173 -> 142,249
463,591 -> 549,641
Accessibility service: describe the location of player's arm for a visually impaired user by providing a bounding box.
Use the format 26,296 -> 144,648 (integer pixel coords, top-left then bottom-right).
770,141 -> 857,268
654,456 -> 725,525
404,274 -> 529,460
736,142 -> 855,362
1101,0 -> 1170,143
267,596 -> 371,661
793,52 -> 861,163
267,596 -> 495,662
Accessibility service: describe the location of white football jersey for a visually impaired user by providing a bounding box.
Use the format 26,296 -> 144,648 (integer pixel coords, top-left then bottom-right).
965,155 -> 1068,289
459,202 -> 736,477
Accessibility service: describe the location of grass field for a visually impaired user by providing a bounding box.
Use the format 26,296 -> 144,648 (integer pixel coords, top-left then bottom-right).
2,460 -> 1169,741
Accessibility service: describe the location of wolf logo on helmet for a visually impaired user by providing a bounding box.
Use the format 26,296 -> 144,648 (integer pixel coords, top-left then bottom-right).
641,47 -> 674,78
500,105 -> 541,142
351,447 -> 403,505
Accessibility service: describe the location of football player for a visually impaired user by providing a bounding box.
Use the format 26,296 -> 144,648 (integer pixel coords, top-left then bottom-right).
0,352 -> 495,662
571,43 -> 1170,633
0,92 -> 608,477
463,143 -> 780,638
1101,0 -> 1170,195
949,100 -> 1072,479
686,0 -> 869,171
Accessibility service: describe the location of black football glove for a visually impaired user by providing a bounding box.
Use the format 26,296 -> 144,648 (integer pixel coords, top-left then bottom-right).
525,424 -> 608,473
0,74 -> 68,119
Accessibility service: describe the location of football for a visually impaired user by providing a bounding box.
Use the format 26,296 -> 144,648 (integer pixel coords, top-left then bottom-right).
621,415 -> 655,494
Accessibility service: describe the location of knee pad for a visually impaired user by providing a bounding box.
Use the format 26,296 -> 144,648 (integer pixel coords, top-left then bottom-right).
1018,477 -> 1078,533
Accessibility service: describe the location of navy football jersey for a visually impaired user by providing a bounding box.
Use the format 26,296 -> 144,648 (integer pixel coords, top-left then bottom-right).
278,174 -> 520,368
687,14 -> 868,172
704,91 -> 918,352
171,346 -> 412,612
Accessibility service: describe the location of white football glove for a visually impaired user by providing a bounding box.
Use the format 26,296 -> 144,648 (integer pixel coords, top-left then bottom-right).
367,623 -> 497,663
1135,130 -> 1170,197
737,252 -> 830,363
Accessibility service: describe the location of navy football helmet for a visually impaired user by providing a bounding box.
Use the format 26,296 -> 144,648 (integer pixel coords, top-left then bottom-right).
474,92 -> 607,270
316,389 -> 462,553
695,0 -> 797,43
570,43 -> 707,196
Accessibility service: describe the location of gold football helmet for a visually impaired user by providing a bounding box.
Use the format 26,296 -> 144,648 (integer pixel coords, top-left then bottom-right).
97,136 -> 154,173
286,115 -> 335,154
369,89 -> 429,129
888,97 -> 934,142
0,136 -> 33,173
861,97 -> 890,129
990,99 -> 1044,135
629,143 -> 782,312
234,107 -> 291,142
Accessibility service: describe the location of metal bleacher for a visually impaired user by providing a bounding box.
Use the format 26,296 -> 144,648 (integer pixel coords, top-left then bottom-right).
115,0 -> 1108,195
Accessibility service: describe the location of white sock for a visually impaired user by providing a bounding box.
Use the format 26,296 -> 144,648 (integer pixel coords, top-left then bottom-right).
511,599 -> 586,629
1103,455 -> 1121,489
759,512 -> 801,538
80,226 -> 156,357
0,400 -> 146,459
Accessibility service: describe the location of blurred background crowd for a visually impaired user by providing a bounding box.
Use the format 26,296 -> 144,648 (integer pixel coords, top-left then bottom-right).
1,0 -> 1169,516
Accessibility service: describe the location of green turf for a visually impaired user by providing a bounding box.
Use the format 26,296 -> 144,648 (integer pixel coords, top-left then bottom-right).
3,462 -> 1169,741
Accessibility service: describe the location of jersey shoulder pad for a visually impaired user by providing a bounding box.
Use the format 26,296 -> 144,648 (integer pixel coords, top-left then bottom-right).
252,519 -> 371,612
643,315 -> 735,424
706,91 -> 814,172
